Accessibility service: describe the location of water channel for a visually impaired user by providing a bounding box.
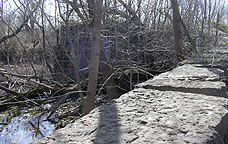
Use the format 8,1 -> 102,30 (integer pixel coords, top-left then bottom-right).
0,104 -> 57,144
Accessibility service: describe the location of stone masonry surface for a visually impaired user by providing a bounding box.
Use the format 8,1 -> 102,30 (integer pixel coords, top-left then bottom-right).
35,63 -> 228,144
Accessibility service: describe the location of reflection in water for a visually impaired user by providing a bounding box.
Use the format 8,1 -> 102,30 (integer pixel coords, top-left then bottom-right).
0,108 -> 56,144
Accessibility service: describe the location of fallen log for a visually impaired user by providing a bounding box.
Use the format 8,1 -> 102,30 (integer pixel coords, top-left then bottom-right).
0,83 -> 80,108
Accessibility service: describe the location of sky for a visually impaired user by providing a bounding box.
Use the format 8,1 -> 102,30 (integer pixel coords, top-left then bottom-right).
2,0 -> 228,25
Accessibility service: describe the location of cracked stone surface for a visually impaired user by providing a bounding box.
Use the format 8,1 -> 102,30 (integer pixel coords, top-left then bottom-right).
35,64 -> 228,144
137,64 -> 227,97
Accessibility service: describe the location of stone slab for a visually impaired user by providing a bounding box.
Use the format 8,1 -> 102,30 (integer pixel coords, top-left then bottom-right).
137,78 -> 227,97
35,88 -> 228,144
35,64 -> 228,144
154,64 -> 224,81
137,64 -> 227,97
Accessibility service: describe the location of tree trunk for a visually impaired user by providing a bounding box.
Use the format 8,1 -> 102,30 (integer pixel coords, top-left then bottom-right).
0,0 -> 3,16
170,0 -> 182,62
179,14 -> 197,53
214,13 -> 220,47
200,0 -> 207,46
87,0 -> 94,20
84,0 -> 103,115
207,0 -> 212,37
101,63 -> 116,101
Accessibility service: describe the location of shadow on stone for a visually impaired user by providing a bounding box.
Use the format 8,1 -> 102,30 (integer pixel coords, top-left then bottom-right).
94,100 -> 120,144
140,84 -> 227,98
215,113 -> 228,144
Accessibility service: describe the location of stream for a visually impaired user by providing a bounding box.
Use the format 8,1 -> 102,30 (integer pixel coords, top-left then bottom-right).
0,104 -> 57,144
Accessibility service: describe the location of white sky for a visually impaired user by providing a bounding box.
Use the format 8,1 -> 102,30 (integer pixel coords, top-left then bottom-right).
2,0 -> 228,22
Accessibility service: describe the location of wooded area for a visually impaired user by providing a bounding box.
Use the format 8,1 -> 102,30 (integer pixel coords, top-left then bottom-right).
0,0 -> 228,133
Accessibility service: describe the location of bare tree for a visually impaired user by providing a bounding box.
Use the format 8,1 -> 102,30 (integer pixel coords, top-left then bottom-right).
0,0 -> 3,16
170,0 -> 182,62
0,0 -> 42,44
214,13 -> 220,47
84,0 -> 103,114
200,0 -> 207,46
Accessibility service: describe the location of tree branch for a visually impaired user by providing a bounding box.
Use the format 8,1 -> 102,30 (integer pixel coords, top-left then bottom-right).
117,0 -> 142,26
0,0 -> 42,44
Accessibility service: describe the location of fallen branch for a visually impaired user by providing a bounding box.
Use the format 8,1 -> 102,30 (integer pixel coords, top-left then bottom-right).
47,90 -> 85,119
0,84 -> 22,96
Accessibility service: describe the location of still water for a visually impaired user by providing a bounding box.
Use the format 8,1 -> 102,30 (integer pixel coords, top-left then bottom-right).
0,105 -> 56,144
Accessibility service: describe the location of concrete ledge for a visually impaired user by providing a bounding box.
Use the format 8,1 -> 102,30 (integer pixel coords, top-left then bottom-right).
153,64 -> 223,81
35,64 -> 228,144
137,79 -> 227,97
